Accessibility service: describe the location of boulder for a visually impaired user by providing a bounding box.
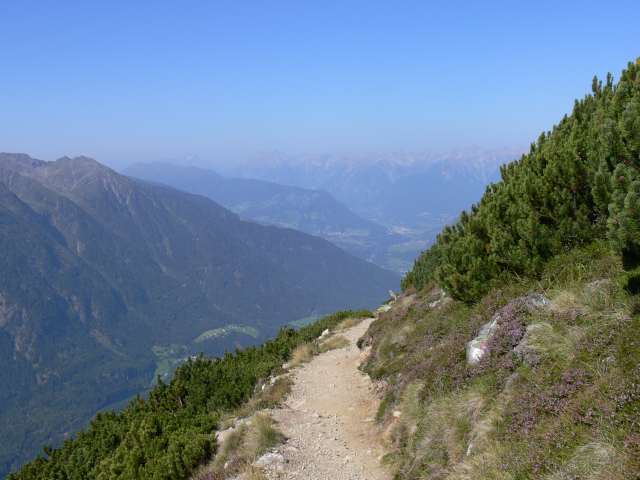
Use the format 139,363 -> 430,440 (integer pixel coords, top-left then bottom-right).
466,293 -> 551,365
466,315 -> 500,365
524,293 -> 552,309
253,452 -> 286,467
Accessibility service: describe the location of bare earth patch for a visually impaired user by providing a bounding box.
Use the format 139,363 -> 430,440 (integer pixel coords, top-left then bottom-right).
266,317 -> 391,479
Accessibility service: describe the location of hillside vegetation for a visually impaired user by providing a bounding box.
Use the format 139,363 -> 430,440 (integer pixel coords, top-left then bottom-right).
403,59 -> 640,301
363,58 -> 640,478
0,154 -> 398,478
6,58 -> 640,480
7,310 -> 373,479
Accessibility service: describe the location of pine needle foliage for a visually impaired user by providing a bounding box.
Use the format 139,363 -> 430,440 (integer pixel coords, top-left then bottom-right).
8,310 -> 372,480
405,58 -> 640,301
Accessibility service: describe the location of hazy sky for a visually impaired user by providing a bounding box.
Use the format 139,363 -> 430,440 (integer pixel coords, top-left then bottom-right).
2,1 -> 639,170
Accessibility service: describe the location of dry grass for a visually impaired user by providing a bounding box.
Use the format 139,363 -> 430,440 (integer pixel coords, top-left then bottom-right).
289,343 -> 314,367
198,412 -> 284,479
390,325 -> 414,347
218,376 -> 292,428
335,316 -> 366,331
318,334 -> 349,353
238,464 -> 267,480
396,379 -> 521,479
543,441 -> 621,480
549,289 -> 581,312
207,424 -> 247,473
446,444 -> 516,480
525,322 -> 584,363
242,413 -> 285,463
290,335 -> 350,367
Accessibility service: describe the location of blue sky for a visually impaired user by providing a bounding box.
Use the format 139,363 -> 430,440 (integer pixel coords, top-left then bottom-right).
1,1 -> 639,170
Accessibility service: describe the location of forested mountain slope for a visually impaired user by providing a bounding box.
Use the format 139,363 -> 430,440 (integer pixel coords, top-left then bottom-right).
0,154 -> 399,477
121,162 -> 406,271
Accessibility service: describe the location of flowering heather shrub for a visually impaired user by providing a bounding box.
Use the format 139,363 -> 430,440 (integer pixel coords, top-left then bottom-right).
465,298 -> 543,390
367,242 -> 640,478
493,312 -> 640,477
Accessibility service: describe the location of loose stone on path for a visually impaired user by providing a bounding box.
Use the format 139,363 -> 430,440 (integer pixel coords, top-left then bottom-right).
264,317 -> 391,480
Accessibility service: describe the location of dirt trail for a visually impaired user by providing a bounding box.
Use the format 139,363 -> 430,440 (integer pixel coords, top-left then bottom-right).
265,317 -> 391,479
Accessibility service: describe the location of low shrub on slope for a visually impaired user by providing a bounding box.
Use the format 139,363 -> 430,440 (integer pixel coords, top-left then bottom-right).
403,58 -> 640,301
7,310 -> 372,480
365,243 -> 640,478
372,56 -> 640,479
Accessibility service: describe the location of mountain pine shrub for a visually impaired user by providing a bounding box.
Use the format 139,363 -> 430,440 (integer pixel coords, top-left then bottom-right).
405,58 -> 640,301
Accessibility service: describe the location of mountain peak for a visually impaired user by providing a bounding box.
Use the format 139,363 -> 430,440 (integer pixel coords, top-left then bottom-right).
0,152 -> 47,174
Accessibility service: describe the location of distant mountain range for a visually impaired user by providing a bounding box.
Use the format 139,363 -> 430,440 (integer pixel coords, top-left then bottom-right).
124,147 -> 524,275
0,153 -> 399,477
122,162 -> 407,272
229,147 -> 525,227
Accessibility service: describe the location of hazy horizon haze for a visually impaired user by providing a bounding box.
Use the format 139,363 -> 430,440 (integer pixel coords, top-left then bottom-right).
2,1 -> 639,171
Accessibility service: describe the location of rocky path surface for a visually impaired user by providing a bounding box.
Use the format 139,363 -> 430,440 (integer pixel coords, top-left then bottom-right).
264,317 -> 391,479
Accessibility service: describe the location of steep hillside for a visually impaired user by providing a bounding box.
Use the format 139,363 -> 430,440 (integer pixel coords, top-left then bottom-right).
364,244 -> 640,478
6,310 -> 375,480
0,153 -> 399,477
404,59 -> 640,301
121,162 -> 407,272
364,57 -> 640,478
7,55 -> 640,480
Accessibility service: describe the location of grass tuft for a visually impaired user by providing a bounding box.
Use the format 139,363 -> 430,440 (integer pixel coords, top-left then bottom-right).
238,464 -> 267,480
242,413 -> 285,463
289,343 -> 314,367
318,335 -> 349,353
197,412 -> 284,479
336,316 -> 364,331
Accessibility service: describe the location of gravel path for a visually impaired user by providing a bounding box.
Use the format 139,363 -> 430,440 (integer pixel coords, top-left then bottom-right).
264,317 -> 391,479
